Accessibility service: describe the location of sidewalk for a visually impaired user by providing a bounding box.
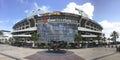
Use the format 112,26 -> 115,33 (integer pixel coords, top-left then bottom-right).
0,54 -> 13,60
0,44 -> 120,60
0,44 -> 44,60
68,48 -> 118,60
97,52 -> 120,60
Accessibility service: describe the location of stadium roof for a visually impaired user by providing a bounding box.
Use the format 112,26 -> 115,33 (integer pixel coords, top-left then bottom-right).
0,30 -> 10,32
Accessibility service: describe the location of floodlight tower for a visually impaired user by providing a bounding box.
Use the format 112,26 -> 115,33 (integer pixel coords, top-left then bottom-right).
75,8 -> 88,18
75,8 -> 89,27
27,8 -> 41,20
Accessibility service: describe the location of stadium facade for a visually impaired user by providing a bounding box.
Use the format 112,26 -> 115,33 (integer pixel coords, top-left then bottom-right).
12,11 -> 103,45
0,30 -> 11,43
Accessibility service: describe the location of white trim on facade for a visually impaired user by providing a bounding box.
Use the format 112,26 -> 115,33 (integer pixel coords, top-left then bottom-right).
81,35 -> 97,37
12,35 -> 31,37
12,27 -> 37,33
78,27 -> 102,33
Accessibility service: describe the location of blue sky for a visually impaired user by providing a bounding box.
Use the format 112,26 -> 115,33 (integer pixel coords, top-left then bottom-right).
0,0 -> 120,38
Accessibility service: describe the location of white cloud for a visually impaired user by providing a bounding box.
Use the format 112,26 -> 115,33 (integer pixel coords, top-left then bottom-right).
0,20 -> 12,31
24,10 -> 29,13
0,21 -> 3,23
62,2 -> 94,19
33,2 -> 39,8
13,19 -> 22,24
24,2 -> 50,15
24,2 -> 50,21
17,0 -> 24,3
62,2 -> 78,14
40,6 -> 50,13
0,20 -> 10,23
20,0 -> 24,3
99,20 -> 120,41
33,2 -> 50,13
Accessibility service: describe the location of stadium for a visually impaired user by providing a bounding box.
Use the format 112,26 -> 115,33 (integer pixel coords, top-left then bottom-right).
12,11 -> 103,47
0,30 -> 11,44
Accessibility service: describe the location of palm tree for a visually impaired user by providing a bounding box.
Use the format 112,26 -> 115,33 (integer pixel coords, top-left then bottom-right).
107,38 -> 111,48
102,34 -> 106,47
107,38 -> 111,43
30,33 -> 39,47
74,33 -> 82,48
9,37 -> 14,44
110,31 -> 119,48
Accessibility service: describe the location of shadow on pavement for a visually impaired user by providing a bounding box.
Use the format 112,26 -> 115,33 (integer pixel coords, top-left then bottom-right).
92,52 -> 117,60
25,50 -> 85,60
0,52 -> 21,60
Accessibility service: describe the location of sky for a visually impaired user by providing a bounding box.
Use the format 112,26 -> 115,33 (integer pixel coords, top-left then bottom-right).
0,0 -> 120,39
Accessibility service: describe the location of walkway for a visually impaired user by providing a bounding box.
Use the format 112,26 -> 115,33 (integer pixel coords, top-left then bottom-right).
25,50 -> 84,60
0,44 -> 120,60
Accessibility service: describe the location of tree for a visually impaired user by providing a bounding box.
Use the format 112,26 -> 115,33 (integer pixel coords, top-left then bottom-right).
107,38 -> 111,43
110,31 -> 119,48
30,33 -> 39,47
107,38 -> 111,48
74,33 -> 82,48
8,37 -> 14,44
102,34 -> 106,47
0,31 -> 3,35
